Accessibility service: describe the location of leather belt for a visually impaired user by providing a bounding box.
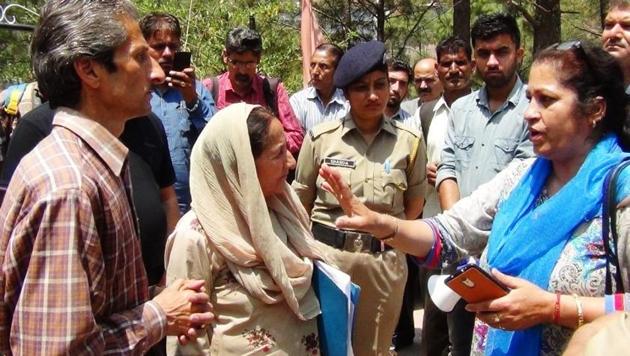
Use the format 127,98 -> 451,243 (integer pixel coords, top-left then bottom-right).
311,222 -> 391,254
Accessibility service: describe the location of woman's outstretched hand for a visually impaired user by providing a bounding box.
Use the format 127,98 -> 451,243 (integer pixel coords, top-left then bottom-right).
319,164 -> 390,236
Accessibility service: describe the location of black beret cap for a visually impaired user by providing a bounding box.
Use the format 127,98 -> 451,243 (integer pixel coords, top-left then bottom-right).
333,40 -> 386,89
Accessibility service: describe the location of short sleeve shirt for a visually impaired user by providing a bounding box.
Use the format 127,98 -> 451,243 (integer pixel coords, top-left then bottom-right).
293,114 -> 427,226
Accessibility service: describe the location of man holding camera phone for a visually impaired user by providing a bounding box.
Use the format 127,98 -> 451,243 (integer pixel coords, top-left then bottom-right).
139,13 -> 216,214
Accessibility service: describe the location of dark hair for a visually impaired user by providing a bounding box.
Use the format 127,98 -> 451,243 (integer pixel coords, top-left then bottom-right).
315,43 -> 344,68
436,36 -> 472,62
386,58 -> 412,80
471,13 -> 521,49
225,27 -> 262,55
31,0 -> 138,109
534,41 -> 630,149
247,107 -> 276,158
139,12 -> 181,40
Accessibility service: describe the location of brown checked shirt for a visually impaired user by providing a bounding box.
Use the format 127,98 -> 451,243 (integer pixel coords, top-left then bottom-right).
0,108 -> 166,354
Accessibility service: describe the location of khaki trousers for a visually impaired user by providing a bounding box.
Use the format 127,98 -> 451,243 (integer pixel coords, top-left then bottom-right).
330,248 -> 408,355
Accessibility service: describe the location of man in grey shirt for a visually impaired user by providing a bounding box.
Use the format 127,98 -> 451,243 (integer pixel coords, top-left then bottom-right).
434,13 -> 534,356
437,13 -> 532,207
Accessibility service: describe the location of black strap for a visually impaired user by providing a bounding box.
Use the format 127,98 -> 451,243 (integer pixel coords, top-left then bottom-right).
262,77 -> 280,117
419,99 -> 438,140
0,184 -> 6,206
210,76 -> 220,104
602,157 -> 630,294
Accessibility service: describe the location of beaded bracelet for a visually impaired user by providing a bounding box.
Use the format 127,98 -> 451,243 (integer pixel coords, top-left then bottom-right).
572,293 -> 584,328
186,97 -> 200,113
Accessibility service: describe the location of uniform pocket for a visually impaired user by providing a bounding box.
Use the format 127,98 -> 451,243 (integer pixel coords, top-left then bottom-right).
316,166 -> 353,207
494,138 -> 518,170
378,169 -> 408,211
454,135 -> 475,169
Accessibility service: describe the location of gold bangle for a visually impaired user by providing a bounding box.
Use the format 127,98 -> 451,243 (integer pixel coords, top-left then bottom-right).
572,293 -> 584,328
379,217 -> 399,242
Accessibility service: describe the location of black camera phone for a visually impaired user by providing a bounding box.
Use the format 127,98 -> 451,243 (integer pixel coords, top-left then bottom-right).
173,51 -> 192,71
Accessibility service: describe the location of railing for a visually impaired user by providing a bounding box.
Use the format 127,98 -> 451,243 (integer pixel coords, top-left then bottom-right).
0,3 -> 38,32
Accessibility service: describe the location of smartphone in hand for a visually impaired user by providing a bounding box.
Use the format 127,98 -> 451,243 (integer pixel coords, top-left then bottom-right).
172,51 -> 192,71
445,264 -> 509,303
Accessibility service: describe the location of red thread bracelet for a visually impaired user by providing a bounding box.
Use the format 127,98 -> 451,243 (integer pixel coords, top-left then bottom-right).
553,293 -> 561,324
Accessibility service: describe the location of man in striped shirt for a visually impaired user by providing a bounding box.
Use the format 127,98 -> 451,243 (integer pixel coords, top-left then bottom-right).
290,43 -> 349,133
0,1 -> 213,354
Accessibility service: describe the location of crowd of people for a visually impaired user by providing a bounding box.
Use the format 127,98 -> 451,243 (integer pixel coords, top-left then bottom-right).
0,0 -> 630,355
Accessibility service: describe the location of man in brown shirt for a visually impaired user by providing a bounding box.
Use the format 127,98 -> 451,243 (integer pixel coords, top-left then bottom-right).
0,1 -> 213,354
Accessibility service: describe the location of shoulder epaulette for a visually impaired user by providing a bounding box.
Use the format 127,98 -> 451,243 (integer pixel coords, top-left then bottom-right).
309,120 -> 342,140
390,119 -> 422,139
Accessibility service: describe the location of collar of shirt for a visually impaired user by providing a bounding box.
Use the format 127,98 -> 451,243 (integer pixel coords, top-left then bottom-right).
387,108 -> 411,122
476,75 -> 525,113
432,96 -> 453,119
53,107 -> 129,176
340,113 -> 397,138
306,86 -> 347,106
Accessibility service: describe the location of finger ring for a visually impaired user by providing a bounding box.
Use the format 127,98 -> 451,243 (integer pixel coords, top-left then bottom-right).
493,313 -> 501,324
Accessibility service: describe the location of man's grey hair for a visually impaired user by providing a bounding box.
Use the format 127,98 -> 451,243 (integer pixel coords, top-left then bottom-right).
31,0 -> 138,109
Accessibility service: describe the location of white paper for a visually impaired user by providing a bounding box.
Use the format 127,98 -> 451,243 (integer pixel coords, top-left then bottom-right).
428,274 -> 461,312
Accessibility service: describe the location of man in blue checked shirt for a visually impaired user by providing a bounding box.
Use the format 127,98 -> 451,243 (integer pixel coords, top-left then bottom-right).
140,12 -> 216,214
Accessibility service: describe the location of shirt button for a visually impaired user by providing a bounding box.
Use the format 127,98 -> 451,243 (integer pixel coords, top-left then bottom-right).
481,143 -> 485,147
364,178 -> 368,183
475,166 -> 479,169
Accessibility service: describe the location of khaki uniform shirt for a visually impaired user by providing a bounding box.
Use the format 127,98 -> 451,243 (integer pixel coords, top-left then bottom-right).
293,114 -> 427,226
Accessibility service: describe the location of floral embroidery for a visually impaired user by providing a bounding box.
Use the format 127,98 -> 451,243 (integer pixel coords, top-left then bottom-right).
242,327 -> 276,353
190,217 -> 205,234
472,322 -> 489,354
302,332 -> 319,354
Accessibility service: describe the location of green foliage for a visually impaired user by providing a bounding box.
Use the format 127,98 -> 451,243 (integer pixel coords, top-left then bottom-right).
134,0 -> 302,92
0,0 -> 40,87
0,0 -> 612,93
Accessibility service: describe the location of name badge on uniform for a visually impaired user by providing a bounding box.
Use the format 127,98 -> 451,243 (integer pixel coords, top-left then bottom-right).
324,157 -> 356,169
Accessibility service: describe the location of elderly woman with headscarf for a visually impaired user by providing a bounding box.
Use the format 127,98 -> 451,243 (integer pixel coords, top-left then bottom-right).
164,103 -> 337,355
319,41 -> 630,355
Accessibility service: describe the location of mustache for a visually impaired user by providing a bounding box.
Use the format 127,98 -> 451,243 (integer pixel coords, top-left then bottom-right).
418,87 -> 431,93
605,38 -> 625,47
235,73 -> 251,82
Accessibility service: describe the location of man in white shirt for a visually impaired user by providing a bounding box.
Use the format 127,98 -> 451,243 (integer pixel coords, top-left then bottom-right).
419,35 -> 475,356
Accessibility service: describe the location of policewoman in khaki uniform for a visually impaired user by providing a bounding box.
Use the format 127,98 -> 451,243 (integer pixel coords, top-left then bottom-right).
292,41 -> 426,355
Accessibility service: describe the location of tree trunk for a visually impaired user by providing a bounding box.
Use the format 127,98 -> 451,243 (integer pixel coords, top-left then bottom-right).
601,0 -> 610,29
532,0 -> 561,55
453,0 -> 470,45
376,0 -> 385,41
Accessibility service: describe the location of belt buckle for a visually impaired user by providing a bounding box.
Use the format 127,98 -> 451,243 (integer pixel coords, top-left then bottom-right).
343,231 -> 371,253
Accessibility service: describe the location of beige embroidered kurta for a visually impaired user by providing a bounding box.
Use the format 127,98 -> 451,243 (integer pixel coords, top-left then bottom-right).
165,212 -> 321,356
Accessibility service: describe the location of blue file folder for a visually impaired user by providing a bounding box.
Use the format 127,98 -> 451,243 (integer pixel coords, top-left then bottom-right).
312,261 -> 361,356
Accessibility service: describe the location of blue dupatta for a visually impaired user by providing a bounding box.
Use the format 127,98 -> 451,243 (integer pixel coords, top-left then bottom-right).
484,134 -> 630,356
